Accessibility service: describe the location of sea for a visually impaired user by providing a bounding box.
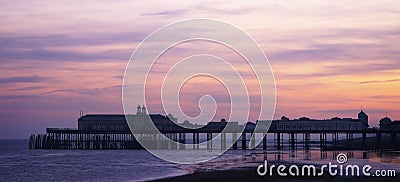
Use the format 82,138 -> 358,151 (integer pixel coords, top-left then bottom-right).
0,139 -> 399,181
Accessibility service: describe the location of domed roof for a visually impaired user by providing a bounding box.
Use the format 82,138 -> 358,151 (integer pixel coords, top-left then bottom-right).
380,117 -> 392,123
358,110 -> 367,116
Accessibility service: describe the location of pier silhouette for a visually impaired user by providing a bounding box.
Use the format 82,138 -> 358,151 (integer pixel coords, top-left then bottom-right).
29,110 -> 400,151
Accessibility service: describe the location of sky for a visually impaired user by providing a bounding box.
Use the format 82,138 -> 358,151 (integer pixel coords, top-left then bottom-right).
0,0 -> 399,138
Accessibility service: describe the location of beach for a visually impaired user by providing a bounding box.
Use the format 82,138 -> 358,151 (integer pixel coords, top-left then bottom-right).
157,167 -> 399,182
158,150 -> 400,182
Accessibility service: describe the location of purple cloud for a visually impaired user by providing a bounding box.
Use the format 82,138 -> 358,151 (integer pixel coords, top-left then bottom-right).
0,75 -> 49,84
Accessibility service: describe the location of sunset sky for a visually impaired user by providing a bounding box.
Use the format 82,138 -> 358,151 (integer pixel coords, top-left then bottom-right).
1,0 -> 399,138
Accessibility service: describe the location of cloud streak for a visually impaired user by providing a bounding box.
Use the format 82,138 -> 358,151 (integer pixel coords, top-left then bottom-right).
0,75 -> 49,84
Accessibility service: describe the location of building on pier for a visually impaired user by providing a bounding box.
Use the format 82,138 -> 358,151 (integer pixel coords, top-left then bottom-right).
77,110 -> 371,133
78,105 -> 178,132
269,110 -> 369,132
379,116 -> 400,131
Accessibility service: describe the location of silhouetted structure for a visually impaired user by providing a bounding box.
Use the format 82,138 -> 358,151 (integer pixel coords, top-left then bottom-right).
29,110 -> 400,150
270,110 -> 368,132
379,116 -> 400,131
78,114 -> 177,132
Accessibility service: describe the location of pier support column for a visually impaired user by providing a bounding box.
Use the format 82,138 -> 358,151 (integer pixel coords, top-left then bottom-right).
207,133 -> 213,150
320,133 -> 326,150
179,133 -> 185,149
376,132 -> 382,150
196,133 -> 200,149
306,133 -> 311,150
304,133 -> 310,150
242,133 -> 246,150
29,135 -> 33,149
221,132 -> 226,150
263,133 -> 267,150
192,133 -> 196,149
290,133 -> 295,150
277,133 -> 281,150
232,133 -> 238,149
183,133 -> 186,149
171,133 -> 178,149
332,132 -> 338,148
160,134 -> 167,149
250,133 -> 255,149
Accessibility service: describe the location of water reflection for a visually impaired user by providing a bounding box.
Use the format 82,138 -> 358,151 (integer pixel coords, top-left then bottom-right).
185,149 -> 400,174
248,149 -> 400,165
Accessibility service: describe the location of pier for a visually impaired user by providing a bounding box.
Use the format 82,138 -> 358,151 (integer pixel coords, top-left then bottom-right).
29,126 -> 400,151
29,110 -> 400,150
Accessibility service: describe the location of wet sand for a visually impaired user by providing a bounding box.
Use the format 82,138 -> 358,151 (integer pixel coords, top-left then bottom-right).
153,150 -> 400,182
156,167 -> 398,182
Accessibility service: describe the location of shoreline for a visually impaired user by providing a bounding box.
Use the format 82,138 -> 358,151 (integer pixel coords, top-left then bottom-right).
153,151 -> 400,182
155,166 -> 399,182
